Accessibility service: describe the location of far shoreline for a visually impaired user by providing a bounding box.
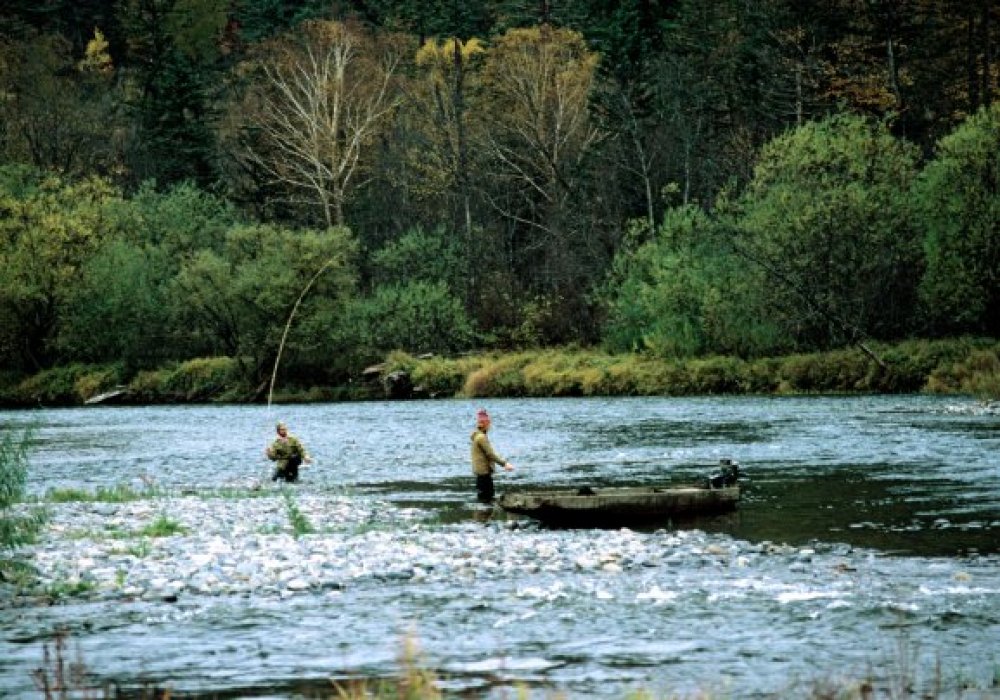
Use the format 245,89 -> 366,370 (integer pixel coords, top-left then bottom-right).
2,336 -> 998,408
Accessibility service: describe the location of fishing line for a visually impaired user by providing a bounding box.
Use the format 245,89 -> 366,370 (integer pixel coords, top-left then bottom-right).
267,257 -> 340,413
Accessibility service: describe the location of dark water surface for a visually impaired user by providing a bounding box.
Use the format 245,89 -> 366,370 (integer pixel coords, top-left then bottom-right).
2,395 -> 999,697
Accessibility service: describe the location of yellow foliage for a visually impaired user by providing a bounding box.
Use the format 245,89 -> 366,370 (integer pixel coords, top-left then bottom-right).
79,28 -> 113,75
415,37 -> 485,68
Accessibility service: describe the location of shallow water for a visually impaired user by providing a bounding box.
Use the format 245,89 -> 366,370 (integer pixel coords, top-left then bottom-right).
2,395 -> 999,697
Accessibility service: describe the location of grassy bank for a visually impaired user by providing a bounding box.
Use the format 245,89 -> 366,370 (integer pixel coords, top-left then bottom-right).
388,338 -> 1000,400
1,338 -> 998,407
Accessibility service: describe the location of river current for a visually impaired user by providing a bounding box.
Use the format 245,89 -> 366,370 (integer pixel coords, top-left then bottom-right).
2,395 -> 999,697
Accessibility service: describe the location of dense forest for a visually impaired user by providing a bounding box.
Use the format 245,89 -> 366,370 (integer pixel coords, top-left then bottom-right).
1,0 -> 998,396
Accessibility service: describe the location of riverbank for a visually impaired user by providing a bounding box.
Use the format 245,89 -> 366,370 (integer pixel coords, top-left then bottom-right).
2,337 -> 998,407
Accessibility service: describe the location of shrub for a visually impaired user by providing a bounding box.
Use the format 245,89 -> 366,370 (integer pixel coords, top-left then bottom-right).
342,281 -> 478,357
162,357 -> 239,401
687,356 -> 748,394
409,355 -> 487,397
462,354 -> 531,397
927,347 -> 1000,398
73,365 -> 124,402
1,430 -> 47,579
127,368 -> 175,402
11,364 -> 121,405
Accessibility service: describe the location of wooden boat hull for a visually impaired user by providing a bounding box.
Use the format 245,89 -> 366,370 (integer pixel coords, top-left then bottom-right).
497,485 -> 740,527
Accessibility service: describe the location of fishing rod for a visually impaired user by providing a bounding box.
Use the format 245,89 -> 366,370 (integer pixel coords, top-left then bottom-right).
260,256 -> 339,481
267,256 -> 340,412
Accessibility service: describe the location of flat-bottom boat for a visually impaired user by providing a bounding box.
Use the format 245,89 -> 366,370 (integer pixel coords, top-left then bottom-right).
497,460 -> 742,528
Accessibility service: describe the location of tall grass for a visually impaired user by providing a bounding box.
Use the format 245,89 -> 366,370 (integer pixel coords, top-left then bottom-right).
4,338 -> 999,406
388,338 -> 1000,399
283,491 -> 315,538
1,429 -> 47,580
45,484 -> 157,503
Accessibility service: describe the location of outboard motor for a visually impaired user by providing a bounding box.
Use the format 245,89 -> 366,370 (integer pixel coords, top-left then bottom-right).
704,459 -> 740,489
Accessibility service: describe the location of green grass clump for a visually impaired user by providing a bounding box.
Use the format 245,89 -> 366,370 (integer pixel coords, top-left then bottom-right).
408,354 -> 488,397
283,491 -> 314,538
44,579 -> 96,599
162,357 -> 240,401
399,338 -> 1000,399
138,513 -> 187,538
45,484 -> 154,503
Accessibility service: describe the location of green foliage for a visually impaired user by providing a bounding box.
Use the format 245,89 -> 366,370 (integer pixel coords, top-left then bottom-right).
0,34 -> 123,178
601,205 -> 782,358
138,513 -> 187,538
8,364 -> 123,405
370,226 -> 464,292
1,430 -> 46,572
57,240 -> 172,369
172,224 -> 358,383
340,281 -> 477,358
0,167 -> 121,369
736,114 -> 922,348
106,181 -> 237,259
915,103 -> 1000,337
282,491 -> 314,538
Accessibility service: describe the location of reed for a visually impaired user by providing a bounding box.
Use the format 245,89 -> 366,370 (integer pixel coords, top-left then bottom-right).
283,490 -> 315,538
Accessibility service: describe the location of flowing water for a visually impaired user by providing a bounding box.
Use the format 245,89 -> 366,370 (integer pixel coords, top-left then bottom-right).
2,395 -> 999,697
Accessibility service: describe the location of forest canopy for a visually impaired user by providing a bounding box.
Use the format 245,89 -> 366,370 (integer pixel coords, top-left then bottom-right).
1,0 -> 998,391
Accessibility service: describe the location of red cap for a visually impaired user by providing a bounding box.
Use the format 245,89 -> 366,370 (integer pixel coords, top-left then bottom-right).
476,408 -> 489,421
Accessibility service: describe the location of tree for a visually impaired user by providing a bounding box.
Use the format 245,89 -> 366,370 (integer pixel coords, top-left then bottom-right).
601,205 -> 779,358
118,0 -> 223,188
56,240 -> 173,370
226,20 -> 404,227
915,103 -> 1000,336
405,36 -> 485,250
0,167 -> 119,370
0,32 -> 123,178
171,223 -> 357,388
478,25 -> 605,340
734,114 -> 922,351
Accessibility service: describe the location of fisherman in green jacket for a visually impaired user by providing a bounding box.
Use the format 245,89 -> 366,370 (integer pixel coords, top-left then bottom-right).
470,408 -> 514,503
266,421 -> 311,483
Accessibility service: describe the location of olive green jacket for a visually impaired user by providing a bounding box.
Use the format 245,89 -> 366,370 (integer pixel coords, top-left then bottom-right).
267,435 -> 308,469
470,428 -> 505,475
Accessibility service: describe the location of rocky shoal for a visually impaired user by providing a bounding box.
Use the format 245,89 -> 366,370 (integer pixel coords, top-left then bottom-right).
2,486 -> 865,608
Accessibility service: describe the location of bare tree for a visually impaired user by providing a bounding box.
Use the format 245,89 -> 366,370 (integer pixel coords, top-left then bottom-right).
229,20 -> 403,227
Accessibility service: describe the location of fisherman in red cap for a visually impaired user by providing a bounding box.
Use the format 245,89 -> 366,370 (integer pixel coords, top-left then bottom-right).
470,408 -> 514,503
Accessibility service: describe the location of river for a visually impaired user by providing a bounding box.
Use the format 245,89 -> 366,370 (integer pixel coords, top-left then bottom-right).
1,395 -> 999,697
